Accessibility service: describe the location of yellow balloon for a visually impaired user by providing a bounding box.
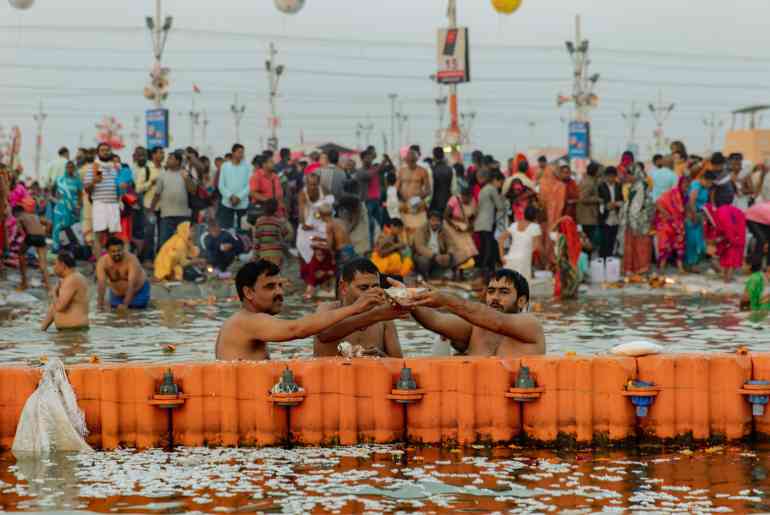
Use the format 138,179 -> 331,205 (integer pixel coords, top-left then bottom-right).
491,0 -> 522,15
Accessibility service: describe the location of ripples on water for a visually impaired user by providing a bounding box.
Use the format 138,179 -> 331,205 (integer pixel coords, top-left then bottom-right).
2,445 -> 769,513
1,288 -> 769,364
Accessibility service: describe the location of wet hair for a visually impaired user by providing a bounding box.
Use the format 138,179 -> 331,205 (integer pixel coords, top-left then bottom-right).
57,251 -> 76,269
235,259 -> 280,302
492,268 -> 530,303
524,205 -> 538,222
341,257 -> 380,283
263,199 -> 278,216
232,143 -> 244,154
385,218 -> 404,229
327,149 -> 339,165
106,236 -> 124,249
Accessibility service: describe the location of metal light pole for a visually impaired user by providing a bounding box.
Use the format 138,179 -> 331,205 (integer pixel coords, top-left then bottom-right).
435,95 -> 448,146
230,93 -> 246,143
388,93 -> 398,156
703,112 -> 724,155
563,15 -> 599,124
649,89 -> 675,154
145,0 -> 172,108
460,111 -> 476,146
356,122 -> 374,149
33,100 -> 47,180
189,95 -> 200,148
446,0 -> 461,143
396,111 -> 409,149
201,110 -> 210,155
621,101 -> 642,151
265,42 -> 284,151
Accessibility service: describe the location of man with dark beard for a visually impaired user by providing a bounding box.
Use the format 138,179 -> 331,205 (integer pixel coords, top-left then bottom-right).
215,260 -> 382,361
408,269 -> 545,357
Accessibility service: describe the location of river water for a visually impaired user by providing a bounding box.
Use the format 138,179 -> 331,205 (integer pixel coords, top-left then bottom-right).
2,279 -> 770,512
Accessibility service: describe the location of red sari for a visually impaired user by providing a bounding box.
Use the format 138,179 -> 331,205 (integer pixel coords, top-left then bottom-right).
654,180 -> 687,266
704,204 -> 746,270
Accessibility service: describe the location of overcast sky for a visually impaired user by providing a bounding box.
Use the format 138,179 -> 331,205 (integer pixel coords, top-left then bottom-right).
3,0 -> 770,176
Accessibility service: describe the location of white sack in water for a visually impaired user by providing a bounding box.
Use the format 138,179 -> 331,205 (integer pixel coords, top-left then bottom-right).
12,358 -> 92,453
610,341 -> 664,357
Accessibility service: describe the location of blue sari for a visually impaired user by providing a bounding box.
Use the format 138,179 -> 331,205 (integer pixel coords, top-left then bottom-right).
52,174 -> 82,251
685,181 -> 708,266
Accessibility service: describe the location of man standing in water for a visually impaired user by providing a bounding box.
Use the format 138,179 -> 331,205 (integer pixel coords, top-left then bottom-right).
41,252 -> 89,332
96,237 -> 151,311
397,150 -> 431,231
216,260 -> 382,361
408,269 -> 545,357
314,258 -> 406,358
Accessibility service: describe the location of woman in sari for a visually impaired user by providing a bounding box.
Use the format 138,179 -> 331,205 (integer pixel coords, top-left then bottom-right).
617,163 -> 654,276
52,161 -> 83,252
654,176 -> 690,273
685,171 -> 715,268
503,174 -> 536,222
550,216 -> 582,299
704,202 -> 746,283
443,188 -> 478,278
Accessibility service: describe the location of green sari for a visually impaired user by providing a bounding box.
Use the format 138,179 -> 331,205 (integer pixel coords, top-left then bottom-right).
746,272 -> 770,311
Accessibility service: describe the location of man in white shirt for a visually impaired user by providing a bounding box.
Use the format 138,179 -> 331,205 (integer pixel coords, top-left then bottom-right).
45,147 -> 70,189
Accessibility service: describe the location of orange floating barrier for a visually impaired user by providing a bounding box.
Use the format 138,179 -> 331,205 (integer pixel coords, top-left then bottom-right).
2,354 -> 770,451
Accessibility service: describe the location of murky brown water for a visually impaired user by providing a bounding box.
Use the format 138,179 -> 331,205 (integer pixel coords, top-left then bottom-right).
1,286 -> 768,364
2,444 -> 769,513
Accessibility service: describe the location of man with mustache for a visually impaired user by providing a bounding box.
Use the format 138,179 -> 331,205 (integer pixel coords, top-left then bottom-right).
216,260 -> 382,361
409,269 -> 545,357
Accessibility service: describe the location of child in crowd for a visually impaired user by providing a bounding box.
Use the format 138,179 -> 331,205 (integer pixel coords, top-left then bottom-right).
371,218 -> 413,277
204,219 -> 244,279
12,205 -> 49,290
252,199 -> 290,267
301,239 -> 336,300
741,259 -> 770,311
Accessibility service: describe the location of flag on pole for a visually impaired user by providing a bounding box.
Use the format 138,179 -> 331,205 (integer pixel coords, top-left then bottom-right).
192,84 -> 201,94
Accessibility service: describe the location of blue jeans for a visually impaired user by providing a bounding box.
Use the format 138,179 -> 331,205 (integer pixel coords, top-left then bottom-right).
365,199 -> 383,247
159,216 -> 188,250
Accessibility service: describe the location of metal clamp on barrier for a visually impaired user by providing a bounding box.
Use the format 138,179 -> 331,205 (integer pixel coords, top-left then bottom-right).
738,380 -> 770,416
149,369 -> 190,409
621,379 -> 661,417
505,365 -> 544,402
269,367 -> 306,407
387,366 -> 424,404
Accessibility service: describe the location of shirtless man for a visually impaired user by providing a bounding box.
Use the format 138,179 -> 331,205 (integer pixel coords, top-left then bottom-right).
408,269 -> 545,357
314,257 -> 406,358
96,236 -> 151,311
216,259 -> 382,361
396,151 -> 431,222
13,205 -> 50,290
41,252 -> 89,331
320,203 -> 355,264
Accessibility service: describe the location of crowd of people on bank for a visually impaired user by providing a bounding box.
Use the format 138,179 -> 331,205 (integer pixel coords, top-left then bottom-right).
1,138 -> 770,344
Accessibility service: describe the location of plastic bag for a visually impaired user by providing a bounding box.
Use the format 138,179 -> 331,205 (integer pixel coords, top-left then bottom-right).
12,358 -> 92,454
610,340 -> 664,357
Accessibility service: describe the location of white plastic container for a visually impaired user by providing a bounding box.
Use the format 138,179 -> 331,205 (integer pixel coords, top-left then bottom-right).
590,258 -> 606,284
605,257 -> 621,283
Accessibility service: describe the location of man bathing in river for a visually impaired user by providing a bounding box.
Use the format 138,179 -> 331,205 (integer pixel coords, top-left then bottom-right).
216,259 -> 383,361
314,258 -> 406,358
407,269 -> 545,357
96,237 -> 150,311
41,252 -> 89,331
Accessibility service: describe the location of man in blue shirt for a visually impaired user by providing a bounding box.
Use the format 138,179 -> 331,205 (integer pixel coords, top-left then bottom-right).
217,143 -> 252,230
650,154 -> 677,202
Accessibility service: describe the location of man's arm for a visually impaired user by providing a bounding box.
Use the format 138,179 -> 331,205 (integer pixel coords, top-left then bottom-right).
420,168 -> 431,199
95,258 -> 107,309
238,293 -> 382,343
383,320 -> 403,358
182,170 -> 197,195
150,176 -> 162,212
315,303 -> 406,346
52,280 -> 77,313
439,293 -> 544,346
411,307 -> 473,352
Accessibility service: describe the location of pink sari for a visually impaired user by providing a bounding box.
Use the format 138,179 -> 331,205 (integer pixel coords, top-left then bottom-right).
654,181 -> 687,265
705,204 -> 746,270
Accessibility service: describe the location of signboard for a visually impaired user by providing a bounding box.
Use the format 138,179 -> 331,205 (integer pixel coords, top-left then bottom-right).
436,27 -> 470,84
146,108 -> 169,149
568,121 -> 590,159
